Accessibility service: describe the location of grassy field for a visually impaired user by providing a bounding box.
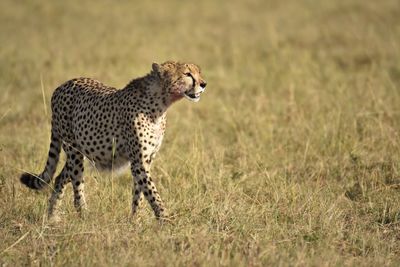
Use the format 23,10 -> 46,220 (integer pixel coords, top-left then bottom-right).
1,0 -> 400,266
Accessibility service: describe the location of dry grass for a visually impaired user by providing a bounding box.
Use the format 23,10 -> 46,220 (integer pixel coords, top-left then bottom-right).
1,0 -> 400,266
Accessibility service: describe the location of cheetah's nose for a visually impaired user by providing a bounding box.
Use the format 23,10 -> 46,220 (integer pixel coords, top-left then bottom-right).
200,81 -> 207,89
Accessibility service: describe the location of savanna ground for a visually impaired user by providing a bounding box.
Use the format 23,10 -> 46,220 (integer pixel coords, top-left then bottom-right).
1,0 -> 400,266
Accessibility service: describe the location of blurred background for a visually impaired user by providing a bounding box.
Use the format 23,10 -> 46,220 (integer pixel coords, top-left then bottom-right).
1,0 -> 400,265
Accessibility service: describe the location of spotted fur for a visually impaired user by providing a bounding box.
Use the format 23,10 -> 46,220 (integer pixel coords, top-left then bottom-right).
20,61 -> 207,221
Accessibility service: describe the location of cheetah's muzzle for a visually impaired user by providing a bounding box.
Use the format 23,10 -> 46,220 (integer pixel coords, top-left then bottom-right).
183,83 -> 206,102
183,92 -> 201,102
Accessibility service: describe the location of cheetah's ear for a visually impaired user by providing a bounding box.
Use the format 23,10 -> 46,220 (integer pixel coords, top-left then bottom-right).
152,63 -> 161,74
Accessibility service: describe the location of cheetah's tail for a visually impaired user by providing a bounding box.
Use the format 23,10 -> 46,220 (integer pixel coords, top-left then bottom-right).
20,132 -> 62,190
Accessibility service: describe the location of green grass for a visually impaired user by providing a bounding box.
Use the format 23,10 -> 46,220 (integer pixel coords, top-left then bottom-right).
1,0 -> 400,265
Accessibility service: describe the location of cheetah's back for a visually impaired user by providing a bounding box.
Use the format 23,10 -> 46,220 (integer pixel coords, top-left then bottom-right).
51,78 -> 128,170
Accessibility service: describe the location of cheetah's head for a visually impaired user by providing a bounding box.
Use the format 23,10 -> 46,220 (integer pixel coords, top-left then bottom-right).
152,61 -> 207,103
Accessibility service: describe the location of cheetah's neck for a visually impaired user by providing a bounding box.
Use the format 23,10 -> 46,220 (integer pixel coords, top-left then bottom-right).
122,72 -> 170,118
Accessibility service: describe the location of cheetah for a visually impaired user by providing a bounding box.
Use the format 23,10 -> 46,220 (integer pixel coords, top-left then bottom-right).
20,61 -> 207,221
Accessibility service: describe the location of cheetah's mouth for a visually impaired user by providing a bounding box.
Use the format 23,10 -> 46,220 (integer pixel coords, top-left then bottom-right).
183,92 -> 201,102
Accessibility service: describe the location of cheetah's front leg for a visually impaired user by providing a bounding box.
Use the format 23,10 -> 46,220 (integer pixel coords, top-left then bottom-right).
130,164 -> 168,219
131,182 -> 144,216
